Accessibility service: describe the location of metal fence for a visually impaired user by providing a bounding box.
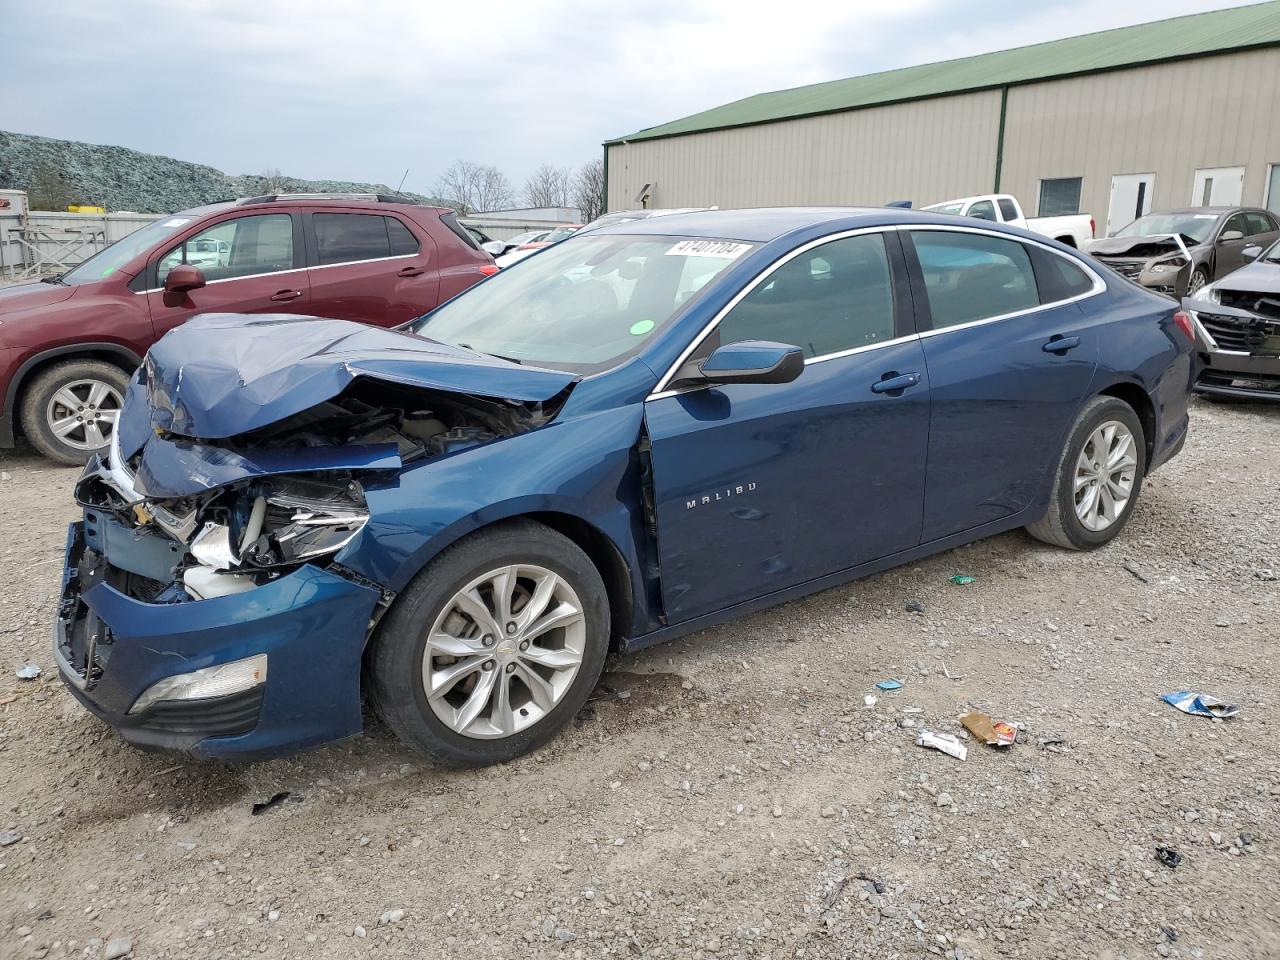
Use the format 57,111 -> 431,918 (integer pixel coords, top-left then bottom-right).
0,209 -> 160,278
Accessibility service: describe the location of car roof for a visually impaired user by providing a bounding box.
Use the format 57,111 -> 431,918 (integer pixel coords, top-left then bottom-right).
587,206 -> 965,243
176,197 -> 451,217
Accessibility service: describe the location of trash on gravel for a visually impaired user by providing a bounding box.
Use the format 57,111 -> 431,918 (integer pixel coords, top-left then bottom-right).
1035,733 -> 1069,753
0,828 -> 23,846
864,694 -> 877,708
960,711 -> 1020,747
949,575 -> 976,585
1159,690 -> 1240,719
905,600 -> 925,613
251,792 -> 292,816
875,679 -> 903,691
1155,846 -> 1183,869
1122,561 -> 1152,583
916,729 -> 967,761
103,938 -> 133,960
15,664 -> 40,680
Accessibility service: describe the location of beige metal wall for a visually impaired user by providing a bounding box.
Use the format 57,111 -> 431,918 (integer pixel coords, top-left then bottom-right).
606,90 -> 1002,211
1000,47 -> 1280,222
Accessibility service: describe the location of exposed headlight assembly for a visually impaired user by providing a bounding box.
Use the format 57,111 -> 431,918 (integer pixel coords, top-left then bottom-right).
1190,281 -> 1221,305
1150,256 -> 1189,273
129,654 -> 267,714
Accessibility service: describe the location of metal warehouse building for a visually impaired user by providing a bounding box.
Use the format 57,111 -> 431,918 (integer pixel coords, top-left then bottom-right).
604,2 -> 1280,237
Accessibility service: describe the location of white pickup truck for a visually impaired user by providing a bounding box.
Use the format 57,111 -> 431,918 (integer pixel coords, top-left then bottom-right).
921,194 -> 1096,249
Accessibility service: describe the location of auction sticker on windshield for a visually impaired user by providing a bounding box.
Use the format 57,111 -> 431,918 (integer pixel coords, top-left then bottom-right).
665,240 -> 752,259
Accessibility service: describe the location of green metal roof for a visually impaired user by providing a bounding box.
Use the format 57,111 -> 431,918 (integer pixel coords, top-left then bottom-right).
607,2 -> 1280,144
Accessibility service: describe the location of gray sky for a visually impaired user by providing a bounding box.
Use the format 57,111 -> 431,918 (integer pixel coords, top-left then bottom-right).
3,0 -> 1262,197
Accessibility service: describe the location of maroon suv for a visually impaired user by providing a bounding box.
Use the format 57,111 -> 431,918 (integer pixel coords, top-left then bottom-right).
0,195 -> 497,463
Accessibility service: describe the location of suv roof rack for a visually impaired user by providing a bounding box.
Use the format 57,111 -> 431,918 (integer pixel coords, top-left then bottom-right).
236,192 -> 408,206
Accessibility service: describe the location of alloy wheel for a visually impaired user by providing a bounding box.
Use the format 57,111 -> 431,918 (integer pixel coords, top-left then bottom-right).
1073,420 -> 1138,532
45,379 -> 123,451
422,564 -> 587,739
1186,271 -> 1206,296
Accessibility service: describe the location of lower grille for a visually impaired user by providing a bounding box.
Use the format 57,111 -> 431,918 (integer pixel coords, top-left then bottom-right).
135,687 -> 264,737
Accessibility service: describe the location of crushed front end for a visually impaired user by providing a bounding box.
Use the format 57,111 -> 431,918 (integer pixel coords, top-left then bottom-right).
54,313 -> 576,759
1185,288 -> 1280,401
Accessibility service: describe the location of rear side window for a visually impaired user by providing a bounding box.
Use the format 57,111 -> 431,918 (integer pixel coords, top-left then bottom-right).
387,217 -> 420,256
997,198 -> 1019,222
441,213 -> 483,251
716,232 -> 895,358
910,231 -> 1038,329
968,200 -> 998,222
1245,211 -> 1278,236
315,213 -> 392,265
1029,246 -> 1096,303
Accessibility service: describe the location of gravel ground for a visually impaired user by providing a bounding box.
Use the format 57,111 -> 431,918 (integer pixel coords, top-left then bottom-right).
1,398 -> 1278,960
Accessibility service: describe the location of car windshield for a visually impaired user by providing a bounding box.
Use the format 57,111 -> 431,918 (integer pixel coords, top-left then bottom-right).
1115,213 -> 1220,244
57,215 -> 197,286
541,226 -> 580,243
1262,238 -> 1280,263
408,234 -> 755,373
924,202 -> 966,215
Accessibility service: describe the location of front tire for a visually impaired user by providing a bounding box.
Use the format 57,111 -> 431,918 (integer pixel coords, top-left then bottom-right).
1026,396 -> 1146,550
1185,267 -> 1209,298
19,360 -> 129,465
367,520 -> 610,767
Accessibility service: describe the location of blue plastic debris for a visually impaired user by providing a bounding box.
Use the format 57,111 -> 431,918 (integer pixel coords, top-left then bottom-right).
875,679 -> 903,691
1159,691 -> 1240,719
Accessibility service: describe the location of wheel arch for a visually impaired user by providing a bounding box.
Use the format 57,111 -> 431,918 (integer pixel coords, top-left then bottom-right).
3,343 -> 142,445
1097,380 -> 1156,464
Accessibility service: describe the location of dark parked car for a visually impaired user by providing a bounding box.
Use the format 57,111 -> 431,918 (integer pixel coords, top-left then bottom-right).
0,195 -> 497,464
1090,206 -> 1280,298
58,208 -> 1193,766
1184,236 -> 1280,400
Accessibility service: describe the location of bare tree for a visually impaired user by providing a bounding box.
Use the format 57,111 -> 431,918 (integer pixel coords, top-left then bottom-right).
25,161 -> 77,211
433,160 -> 516,215
572,158 -> 606,223
523,163 -> 572,209
256,168 -> 290,193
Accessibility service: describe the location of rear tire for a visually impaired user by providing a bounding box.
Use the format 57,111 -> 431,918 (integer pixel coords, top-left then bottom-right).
19,360 -> 130,465
1026,396 -> 1146,551
367,520 -> 610,768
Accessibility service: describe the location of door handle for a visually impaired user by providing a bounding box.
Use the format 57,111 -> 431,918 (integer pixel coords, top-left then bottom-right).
397,265 -> 426,277
270,289 -> 303,302
1042,335 -> 1081,354
871,371 -> 921,395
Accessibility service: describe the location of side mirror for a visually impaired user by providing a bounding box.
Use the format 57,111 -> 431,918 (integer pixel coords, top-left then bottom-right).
164,263 -> 206,294
674,340 -> 805,387
1219,229 -> 1245,243
481,240 -> 505,257
1242,244 -> 1263,261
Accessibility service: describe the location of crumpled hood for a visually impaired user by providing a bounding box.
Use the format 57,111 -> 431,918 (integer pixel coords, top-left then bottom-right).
145,313 -> 579,439
1206,259 -> 1280,296
1089,236 -> 1196,259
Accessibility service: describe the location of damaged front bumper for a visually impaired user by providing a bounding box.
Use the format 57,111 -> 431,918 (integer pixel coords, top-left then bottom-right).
1185,300 -> 1280,400
54,521 -> 382,759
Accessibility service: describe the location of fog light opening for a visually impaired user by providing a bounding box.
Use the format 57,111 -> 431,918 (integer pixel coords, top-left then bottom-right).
128,654 -> 268,714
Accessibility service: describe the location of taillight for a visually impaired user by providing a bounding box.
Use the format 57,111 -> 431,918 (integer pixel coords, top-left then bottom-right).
1089,217 -> 1096,238
1173,310 -> 1194,341
479,264 -> 499,276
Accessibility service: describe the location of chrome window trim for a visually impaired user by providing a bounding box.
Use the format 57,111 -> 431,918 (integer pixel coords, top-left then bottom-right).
903,224 -> 1107,339
646,222 -> 1108,400
647,226 -> 898,399
134,253 -> 419,295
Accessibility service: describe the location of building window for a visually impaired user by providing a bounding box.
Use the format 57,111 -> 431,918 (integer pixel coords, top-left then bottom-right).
1038,178 -> 1082,217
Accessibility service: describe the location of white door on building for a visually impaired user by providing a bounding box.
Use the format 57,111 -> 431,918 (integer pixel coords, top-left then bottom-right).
1265,164 -> 1280,215
1192,166 -> 1244,207
1106,174 -> 1155,236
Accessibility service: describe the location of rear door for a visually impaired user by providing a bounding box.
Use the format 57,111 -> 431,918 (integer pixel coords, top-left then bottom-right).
303,210 -> 439,326
1244,210 -> 1280,257
904,227 -> 1102,542
145,210 -> 309,338
644,229 -> 931,622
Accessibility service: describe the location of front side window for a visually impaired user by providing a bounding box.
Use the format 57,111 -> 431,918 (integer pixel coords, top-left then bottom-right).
1038,178 -> 1082,216
911,231 -> 1038,329
1221,213 -> 1249,240
410,234 -> 755,373
968,200 -> 998,222
157,213 -> 294,284
715,233 -> 895,358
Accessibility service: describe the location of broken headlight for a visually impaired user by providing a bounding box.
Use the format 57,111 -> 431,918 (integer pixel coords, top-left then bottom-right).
1150,256 -> 1189,273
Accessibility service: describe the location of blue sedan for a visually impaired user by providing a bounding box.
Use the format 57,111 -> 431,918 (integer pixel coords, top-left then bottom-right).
58,207 -> 1194,766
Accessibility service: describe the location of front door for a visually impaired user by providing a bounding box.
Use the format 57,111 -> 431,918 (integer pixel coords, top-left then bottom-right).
644,230 -> 931,622
904,227 -> 1101,541
304,211 -> 439,327
1193,166 -> 1245,207
1106,174 -> 1155,236
146,211 -> 309,338
1214,212 -> 1254,278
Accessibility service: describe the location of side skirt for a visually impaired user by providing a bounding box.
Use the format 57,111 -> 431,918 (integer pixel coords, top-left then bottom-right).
621,505 -> 1040,656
